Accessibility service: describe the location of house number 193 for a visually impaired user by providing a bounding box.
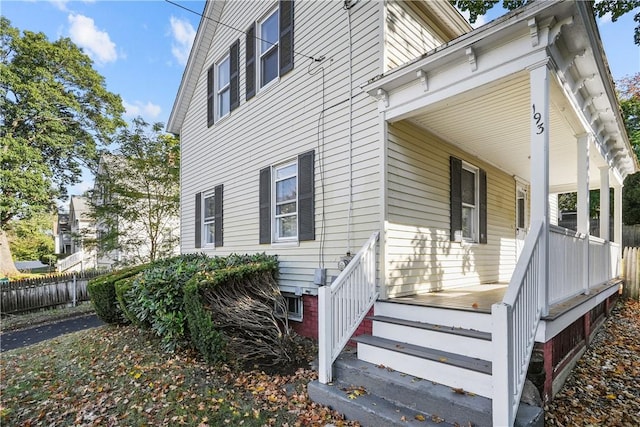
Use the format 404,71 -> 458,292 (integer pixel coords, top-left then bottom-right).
532,104 -> 544,135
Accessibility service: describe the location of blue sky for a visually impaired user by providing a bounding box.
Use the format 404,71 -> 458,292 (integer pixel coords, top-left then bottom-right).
3,0 -> 639,200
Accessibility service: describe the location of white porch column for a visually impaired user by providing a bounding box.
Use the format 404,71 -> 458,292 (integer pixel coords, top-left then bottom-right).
529,63 -> 549,315
576,134 -> 591,294
614,184 -> 623,245
576,134 -> 591,235
599,167 -> 610,241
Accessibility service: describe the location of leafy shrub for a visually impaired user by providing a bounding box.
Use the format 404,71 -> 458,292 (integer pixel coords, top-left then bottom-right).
114,276 -> 140,325
87,265 -> 148,324
126,254 -> 213,351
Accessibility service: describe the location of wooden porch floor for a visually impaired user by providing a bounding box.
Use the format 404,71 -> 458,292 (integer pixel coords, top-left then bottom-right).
384,284 -> 508,314
382,279 -> 623,317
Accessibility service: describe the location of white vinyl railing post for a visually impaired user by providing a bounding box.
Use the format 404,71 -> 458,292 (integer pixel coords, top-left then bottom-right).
318,285 -> 332,384
492,302 -> 513,427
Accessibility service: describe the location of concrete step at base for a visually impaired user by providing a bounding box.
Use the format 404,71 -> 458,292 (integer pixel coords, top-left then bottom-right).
333,351 -> 492,426
355,335 -> 492,398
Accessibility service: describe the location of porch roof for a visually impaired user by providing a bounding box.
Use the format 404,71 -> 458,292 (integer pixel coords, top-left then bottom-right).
362,0 -> 638,191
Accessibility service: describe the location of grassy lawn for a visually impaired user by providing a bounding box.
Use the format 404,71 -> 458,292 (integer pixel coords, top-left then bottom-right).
0,325 -> 357,426
1,302 -> 96,332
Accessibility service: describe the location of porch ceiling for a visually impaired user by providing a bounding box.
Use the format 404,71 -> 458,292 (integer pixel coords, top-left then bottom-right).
405,72 -> 605,191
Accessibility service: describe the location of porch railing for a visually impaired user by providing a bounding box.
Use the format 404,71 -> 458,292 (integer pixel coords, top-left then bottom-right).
318,231 -> 379,384
588,236 -> 609,287
549,226 -> 586,305
492,220 -> 544,427
57,251 -> 86,272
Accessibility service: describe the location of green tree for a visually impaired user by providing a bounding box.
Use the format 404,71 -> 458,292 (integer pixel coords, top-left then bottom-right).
6,213 -> 55,265
451,0 -> 640,45
0,17 -> 124,276
88,118 -> 180,265
619,74 -> 640,224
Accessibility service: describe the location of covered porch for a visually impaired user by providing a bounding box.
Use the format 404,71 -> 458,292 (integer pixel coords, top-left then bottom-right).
315,1 -> 637,426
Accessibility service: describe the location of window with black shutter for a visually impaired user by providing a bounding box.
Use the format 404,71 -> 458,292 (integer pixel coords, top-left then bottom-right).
196,186 -> 224,248
229,40 -> 239,111
207,66 -> 214,127
450,156 -> 487,244
259,150 -> 314,244
246,23 -> 256,100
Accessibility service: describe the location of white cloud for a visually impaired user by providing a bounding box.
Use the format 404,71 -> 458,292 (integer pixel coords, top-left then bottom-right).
169,16 -> 196,66
123,100 -> 162,119
50,0 -> 70,11
598,12 -> 613,25
68,14 -> 118,64
459,10 -> 487,29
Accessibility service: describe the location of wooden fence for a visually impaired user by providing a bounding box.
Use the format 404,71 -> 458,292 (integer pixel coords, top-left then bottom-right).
1,270 -> 107,315
622,247 -> 640,300
623,225 -> 640,248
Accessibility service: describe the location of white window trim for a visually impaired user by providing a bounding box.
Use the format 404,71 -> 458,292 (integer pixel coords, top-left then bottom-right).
516,183 -> 529,231
272,159 -> 298,243
202,191 -> 215,247
282,293 -> 303,322
461,162 -> 479,243
216,53 -> 231,120
258,6 -> 279,91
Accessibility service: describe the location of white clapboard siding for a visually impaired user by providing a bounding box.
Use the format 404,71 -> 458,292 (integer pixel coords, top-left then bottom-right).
385,121 -> 517,297
179,0 -> 383,293
384,0 -> 446,70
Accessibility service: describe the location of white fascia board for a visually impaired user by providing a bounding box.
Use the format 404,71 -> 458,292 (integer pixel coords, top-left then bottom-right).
167,1 -> 222,135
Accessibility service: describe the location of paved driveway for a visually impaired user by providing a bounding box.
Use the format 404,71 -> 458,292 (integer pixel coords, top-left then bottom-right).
1,314 -> 104,352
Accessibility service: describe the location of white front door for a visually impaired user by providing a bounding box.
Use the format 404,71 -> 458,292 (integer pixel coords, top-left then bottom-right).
516,184 -> 528,258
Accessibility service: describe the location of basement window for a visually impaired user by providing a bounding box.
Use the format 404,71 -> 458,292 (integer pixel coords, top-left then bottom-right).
282,293 -> 303,321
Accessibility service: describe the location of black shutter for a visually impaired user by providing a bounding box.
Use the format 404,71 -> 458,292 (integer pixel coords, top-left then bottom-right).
479,169 -> 487,244
214,185 -> 224,247
259,167 -> 271,244
207,66 -> 215,127
450,156 -> 462,241
230,40 -> 240,112
195,192 -> 202,249
298,150 -> 315,241
245,23 -> 256,101
279,0 -> 294,76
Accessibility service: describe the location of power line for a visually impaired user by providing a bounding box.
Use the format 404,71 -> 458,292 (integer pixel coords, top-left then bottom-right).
164,0 -> 321,62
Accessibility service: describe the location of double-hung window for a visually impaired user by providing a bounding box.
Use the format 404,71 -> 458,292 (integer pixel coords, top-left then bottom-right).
245,1 -> 294,100
274,161 -> 297,241
461,166 -> 478,241
216,55 -> 230,119
450,156 -> 487,244
203,192 -> 216,245
195,185 -> 223,249
259,150 -> 314,244
259,8 -> 279,88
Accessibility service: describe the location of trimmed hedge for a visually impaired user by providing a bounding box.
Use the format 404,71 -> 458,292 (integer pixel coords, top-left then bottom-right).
114,276 -> 140,325
184,256 -> 290,368
87,265 -> 148,324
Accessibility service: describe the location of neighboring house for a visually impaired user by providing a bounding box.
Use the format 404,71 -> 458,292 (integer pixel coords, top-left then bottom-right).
168,1 -> 638,425
53,213 -> 71,255
57,196 -> 98,272
91,154 -> 180,268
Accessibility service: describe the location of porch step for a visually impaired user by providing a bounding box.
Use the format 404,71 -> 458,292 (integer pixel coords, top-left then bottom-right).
375,300 -> 493,332
370,315 -> 492,360
308,349 -> 492,426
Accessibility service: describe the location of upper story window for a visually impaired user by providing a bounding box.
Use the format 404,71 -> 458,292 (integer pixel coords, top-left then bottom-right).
259,8 -> 279,88
207,41 -> 239,127
216,55 -> 231,119
246,1 -> 294,100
